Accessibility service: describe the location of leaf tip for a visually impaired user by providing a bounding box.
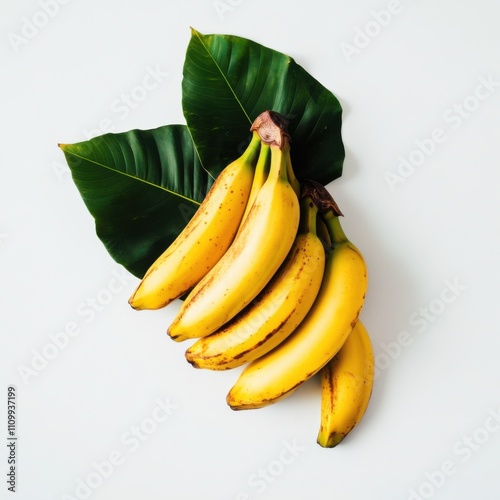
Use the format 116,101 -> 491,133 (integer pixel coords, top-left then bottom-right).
190,26 -> 201,37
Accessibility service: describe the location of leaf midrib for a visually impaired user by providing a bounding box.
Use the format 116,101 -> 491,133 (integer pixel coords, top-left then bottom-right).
194,30 -> 252,126
60,147 -> 201,206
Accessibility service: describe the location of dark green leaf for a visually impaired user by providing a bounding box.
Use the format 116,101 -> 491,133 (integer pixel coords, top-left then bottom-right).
60,125 -> 212,278
182,28 -> 344,185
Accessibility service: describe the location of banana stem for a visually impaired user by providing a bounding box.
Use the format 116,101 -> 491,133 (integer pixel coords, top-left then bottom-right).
240,130 -> 263,164
298,196 -> 319,235
285,149 -> 301,197
268,141 -> 290,184
322,210 -> 348,245
255,143 -> 271,181
316,217 -> 332,255
238,143 -> 271,228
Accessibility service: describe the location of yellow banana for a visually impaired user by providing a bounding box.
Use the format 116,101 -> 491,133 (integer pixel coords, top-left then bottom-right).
226,182 -> 368,410
168,113 -> 300,342
185,193 -> 325,370
317,320 -> 374,448
128,130 -> 261,310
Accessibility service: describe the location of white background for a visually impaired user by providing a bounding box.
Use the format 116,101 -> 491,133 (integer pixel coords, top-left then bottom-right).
2,1 -> 500,499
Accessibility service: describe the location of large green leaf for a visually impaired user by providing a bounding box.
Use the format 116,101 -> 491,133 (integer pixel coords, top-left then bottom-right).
182,28 -> 344,185
60,125 -> 212,278
60,31 -> 345,278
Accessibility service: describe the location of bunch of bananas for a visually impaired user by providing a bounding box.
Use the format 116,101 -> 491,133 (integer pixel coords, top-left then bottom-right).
128,111 -> 374,448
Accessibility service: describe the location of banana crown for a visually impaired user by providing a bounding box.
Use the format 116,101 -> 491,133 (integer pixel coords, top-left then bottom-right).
249,110 -> 302,196
250,111 -> 295,189
301,179 -> 347,246
250,110 -> 291,149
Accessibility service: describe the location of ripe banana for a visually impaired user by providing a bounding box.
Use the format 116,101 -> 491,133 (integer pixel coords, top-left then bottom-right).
185,193 -> 325,370
128,130 -> 261,310
168,113 -> 300,342
317,320 -> 374,448
226,181 -> 367,410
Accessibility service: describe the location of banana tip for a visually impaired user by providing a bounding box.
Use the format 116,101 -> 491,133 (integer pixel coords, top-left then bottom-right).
317,433 -> 345,448
127,295 -> 141,310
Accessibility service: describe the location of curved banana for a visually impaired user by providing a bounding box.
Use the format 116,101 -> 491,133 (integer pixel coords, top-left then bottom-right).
226,182 -> 368,410
168,114 -> 300,342
185,193 -> 325,370
128,130 -> 261,310
317,320 -> 374,448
